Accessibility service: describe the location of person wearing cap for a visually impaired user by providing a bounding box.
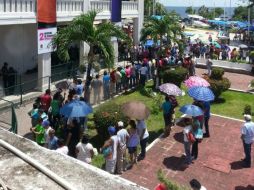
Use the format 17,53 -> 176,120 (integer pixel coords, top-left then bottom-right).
42,120 -> 52,148
116,121 -> 129,174
241,114 -> 254,168
102,126 -> 119,174
31,118 -> 45,146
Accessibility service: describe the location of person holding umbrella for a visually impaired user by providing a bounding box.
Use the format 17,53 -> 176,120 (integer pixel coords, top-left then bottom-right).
161,96 -> 173,137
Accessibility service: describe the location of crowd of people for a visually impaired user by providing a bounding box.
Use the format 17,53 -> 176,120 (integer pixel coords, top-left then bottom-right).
186,37 -> 248,61
28,83 -> 151,174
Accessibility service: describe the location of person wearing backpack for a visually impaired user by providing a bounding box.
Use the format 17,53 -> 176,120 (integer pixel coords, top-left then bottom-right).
183,115 -> 194,165
102,126 -> 119,174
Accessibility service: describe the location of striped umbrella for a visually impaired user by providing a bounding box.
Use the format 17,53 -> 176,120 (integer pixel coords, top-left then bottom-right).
184,76 -> 210,88
159,83 -> 182,96
187,86 -> 215,102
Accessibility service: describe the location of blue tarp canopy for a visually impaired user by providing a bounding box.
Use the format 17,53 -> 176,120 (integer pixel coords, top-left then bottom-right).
243,26 -> 254,31
207,20 -> 228,26
151,15 -> 163,20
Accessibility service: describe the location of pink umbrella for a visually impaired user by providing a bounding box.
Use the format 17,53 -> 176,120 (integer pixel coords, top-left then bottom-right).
184,76 -> 210,88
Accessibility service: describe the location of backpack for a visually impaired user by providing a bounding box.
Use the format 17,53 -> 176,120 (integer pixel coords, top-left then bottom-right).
187,132 -> 196,143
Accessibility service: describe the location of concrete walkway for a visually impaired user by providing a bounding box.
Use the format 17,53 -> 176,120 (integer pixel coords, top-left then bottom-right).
120,68 -> 254,189
122,116 -> 254,190
195,68 -> 254,92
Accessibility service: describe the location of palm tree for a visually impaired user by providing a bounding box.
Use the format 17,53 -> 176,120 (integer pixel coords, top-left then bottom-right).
141,12 -> 183,47
185,6 -> 196,15
52,11 -> 128,82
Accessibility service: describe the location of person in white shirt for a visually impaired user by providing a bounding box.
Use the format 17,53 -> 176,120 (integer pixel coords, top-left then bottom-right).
139,64 -> 148,86
55,139 -> 68,155
127,120 -> 139,165
76,135 -> 94,164
241,114 -> 254,168
136,119 -> 149,161
102,126 -> 119,174
116,121 -> 129,174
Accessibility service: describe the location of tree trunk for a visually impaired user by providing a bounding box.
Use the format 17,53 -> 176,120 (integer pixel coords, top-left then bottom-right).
85,46 -> 94,87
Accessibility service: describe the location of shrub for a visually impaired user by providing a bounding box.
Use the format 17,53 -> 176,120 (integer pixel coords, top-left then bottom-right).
211,53 -> 218,60
207,68 -> 231,100
210,67 -> 224,80
157,169 -> 190,190
162,67 -> 188,87
243,105 -> 252,115
207,77 -> 231,100
93,102 -> 128,142
249,51 -> 254,59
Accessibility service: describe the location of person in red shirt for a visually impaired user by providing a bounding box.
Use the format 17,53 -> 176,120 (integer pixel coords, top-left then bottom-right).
40,89 -> 52,113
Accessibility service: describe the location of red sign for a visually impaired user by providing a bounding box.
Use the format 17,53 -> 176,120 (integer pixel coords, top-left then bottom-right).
37,0 -> 56,24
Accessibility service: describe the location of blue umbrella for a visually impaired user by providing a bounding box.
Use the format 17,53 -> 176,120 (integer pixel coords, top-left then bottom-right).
187,86 -> 215,102
60,100 -> 93,118
179,104 -> 203,117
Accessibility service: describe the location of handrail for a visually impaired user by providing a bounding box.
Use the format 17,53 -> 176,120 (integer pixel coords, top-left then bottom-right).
0,98 -> 18,134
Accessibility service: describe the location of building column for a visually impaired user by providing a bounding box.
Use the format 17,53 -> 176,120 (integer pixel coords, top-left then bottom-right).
111,37 -> 118,67
133,0 -> 144,45
37,53 -> 51,91
83,0 -> 90,13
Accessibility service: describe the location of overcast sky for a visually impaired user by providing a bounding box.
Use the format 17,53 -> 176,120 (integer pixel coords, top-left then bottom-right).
159,0 -> 248,7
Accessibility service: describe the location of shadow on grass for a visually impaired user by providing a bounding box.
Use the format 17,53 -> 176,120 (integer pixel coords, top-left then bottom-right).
212,97 -> 226,104
148,128 -> 164,143
163,155 -> 188,171
235,185 -> 254,190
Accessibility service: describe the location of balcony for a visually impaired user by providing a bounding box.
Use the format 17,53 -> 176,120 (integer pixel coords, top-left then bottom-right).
0,0 -> 139,25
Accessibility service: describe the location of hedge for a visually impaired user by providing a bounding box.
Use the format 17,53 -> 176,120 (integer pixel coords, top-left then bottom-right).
93,102 -> 128,142
162,67 -> 188,87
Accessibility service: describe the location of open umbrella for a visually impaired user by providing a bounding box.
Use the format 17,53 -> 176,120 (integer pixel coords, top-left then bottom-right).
60,100 -> 93,118
179,104 -> 203,117
184,76 -> 210,88
187,86 -> 215,102
239,44 -> 248,49
121,101 -> 150,120
159,83 -> 182,96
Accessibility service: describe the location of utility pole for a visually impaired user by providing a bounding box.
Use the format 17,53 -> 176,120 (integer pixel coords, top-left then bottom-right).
153,0 -> 156,16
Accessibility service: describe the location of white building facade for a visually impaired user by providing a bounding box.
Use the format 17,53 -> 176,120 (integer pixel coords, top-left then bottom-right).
0,0 -> 144,91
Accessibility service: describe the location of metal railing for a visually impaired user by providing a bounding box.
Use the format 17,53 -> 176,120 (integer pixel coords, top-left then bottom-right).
0,98 -> 17,134
0,64 -> 79,105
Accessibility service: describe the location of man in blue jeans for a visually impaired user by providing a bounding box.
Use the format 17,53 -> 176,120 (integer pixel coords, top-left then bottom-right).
136,119 -> 149,161
241,114 -> 254,168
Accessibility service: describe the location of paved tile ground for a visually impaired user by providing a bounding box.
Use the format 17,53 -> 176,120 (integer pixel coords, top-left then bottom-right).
195,68 -> 254,92
122,116 -> 254,190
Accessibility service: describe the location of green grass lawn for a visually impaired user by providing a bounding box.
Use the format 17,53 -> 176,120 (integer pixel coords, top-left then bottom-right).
89,83 -> 254,167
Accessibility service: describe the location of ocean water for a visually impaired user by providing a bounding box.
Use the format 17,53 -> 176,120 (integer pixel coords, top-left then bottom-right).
166,6 -> 235,19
